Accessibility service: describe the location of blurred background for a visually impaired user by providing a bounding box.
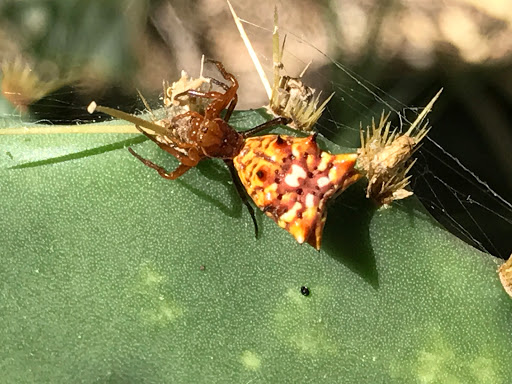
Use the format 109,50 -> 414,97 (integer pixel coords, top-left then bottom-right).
1,0 -> 511,258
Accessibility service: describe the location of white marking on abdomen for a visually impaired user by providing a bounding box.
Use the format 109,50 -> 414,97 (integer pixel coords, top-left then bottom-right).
317,176 -> 330,188
284,164 -> 307,187
305,193 -> 315,208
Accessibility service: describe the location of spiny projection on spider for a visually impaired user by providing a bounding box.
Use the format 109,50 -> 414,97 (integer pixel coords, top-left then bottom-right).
88,59 -> 361,249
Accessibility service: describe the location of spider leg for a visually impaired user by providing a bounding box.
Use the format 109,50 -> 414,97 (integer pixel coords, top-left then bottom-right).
225,159 -> 258,238
128,148 -> 192,180
205,59 -> 239,117
205,59 -> 237,87
174,89 -> 224,101
196,76 -> 237,121
208,77 -> 230,91
171,110 -> 204,122
134,125 -> 198,166
174,89 -> 235,118
204,77 -> 237,120
242,116 -> 291,138
224,93 -> 238,122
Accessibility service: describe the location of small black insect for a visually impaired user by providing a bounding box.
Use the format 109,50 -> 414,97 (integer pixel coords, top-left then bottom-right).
300,286 -> 310,296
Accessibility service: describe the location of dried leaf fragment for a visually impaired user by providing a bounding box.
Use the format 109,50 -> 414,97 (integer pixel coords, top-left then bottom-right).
499,254 -> 512,298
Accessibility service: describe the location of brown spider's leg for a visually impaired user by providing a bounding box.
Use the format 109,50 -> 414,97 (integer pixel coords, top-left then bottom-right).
225,159 -> 258,238
174,89 -> 224,101
208,77 -> 230,91
206,60 -> 238,89
175,60 -> 238,119
242,117 -> 291,138
171,111 -> 204,122
204,78 -> 237,119
133,125 -> 198,166
174,89 -> 235,119
206,59 -> 239,116
155,141 -> 200,166
128,148 -> 192,180
224,93 -> 238,122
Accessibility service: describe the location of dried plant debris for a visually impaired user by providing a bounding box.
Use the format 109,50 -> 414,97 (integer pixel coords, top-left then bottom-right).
357,113 -> 420,205
1,57 -> 69,112
269,72 -> 333,132
228,2 -> 332,132
161,69 -> 211,117
499,254 -> 512,298
268,9 -> 333,132
357,90 -> 442,205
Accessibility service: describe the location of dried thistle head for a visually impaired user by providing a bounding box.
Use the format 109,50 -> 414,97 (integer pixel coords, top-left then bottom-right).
269,73 -> 333,132
227,3 -> 331,131
1,57 -> 67,112
357,90 -> 442,205
266,8 -> 332,132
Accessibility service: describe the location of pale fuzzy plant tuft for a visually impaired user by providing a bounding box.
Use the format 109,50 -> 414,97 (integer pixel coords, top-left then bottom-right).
161,68 -> 211,117
1,57 -> 68,112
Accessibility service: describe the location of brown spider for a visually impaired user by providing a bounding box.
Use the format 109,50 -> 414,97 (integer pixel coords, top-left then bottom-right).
91,59 -> 289,233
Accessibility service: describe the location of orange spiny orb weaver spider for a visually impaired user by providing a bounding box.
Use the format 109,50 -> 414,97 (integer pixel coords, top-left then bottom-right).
89,60 -> 361,249
233,134 -> 360,249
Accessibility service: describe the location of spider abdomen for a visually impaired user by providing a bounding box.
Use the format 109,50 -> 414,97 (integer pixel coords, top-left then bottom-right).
233,134 -> 361,249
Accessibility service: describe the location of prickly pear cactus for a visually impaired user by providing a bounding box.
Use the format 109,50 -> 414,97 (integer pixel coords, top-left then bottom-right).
1,110 -> 511,383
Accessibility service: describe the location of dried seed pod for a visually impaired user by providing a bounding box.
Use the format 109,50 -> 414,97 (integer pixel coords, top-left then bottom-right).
267,8 -> 333,132
269,74 -> 333,132
357,90 -> 442,205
